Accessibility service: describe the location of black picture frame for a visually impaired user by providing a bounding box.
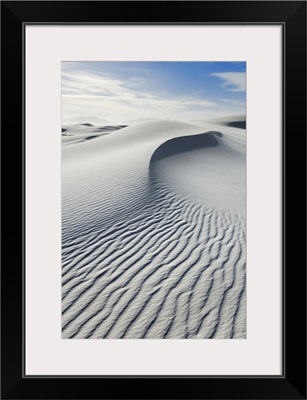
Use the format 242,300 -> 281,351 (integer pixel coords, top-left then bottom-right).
1,1 -> 306,399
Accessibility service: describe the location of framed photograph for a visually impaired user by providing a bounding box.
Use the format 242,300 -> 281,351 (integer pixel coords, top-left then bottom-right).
1,1 -> 306,399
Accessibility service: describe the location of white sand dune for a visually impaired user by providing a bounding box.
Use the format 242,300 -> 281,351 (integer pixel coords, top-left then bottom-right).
62,119 -> 246,339
62,124 -> 127,144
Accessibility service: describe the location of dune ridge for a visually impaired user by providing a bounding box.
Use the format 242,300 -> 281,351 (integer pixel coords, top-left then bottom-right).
62,119 -> 246,339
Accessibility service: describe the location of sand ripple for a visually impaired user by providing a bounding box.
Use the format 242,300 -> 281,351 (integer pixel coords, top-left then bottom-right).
62,121 -> 246,339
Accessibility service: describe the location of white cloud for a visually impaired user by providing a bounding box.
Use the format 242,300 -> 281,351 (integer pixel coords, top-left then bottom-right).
116,67 -> 151,73
211,72 -> 246,92
62,68 -> 220,123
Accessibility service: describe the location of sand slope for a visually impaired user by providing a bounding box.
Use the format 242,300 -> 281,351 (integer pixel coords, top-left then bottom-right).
62,120 -> 246,339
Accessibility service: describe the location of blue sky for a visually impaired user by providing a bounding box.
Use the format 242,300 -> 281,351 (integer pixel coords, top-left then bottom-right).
62,62 -> 246,124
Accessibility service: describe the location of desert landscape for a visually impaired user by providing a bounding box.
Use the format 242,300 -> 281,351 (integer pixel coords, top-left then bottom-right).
62,62 -> 246,339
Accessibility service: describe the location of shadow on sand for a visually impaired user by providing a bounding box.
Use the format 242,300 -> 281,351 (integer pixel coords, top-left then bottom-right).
150,131 -> 222,163
147,131 -> 223,195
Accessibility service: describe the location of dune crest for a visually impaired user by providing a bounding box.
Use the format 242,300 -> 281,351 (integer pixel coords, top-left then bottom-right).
150,131 -> 222,162
62,120 -> 246,339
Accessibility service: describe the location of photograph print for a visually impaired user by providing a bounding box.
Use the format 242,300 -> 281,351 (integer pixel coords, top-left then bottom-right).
61,61 -> 246,339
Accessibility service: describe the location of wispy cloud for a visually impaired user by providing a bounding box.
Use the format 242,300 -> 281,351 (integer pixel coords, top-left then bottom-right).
62,67 -> 218,123
62,62 -> 246,124
211,72 -> 246,92
117,67 -> 151,73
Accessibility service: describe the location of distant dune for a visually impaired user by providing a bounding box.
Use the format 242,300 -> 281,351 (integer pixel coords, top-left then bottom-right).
63,116 -> 109,126
61,124 -> 127,144
197,115 -> 246,130
227,121 -> 246,129
62,119 -> 246,339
